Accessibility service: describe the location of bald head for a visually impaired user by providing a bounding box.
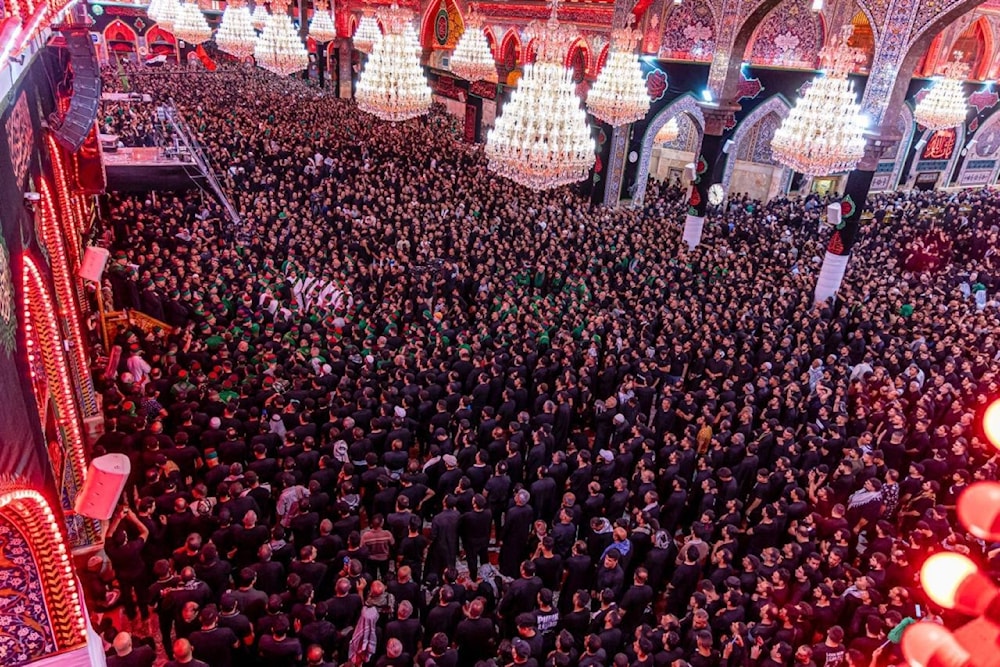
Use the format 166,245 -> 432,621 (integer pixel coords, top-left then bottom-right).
113,632 -> 133,656
173,638 -> 193,661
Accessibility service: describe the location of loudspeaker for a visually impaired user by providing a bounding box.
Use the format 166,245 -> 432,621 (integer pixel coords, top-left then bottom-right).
51,28 -> 101,152
827,202 -> 842,227
74,454 -> 131,520
79,246 -> 110,282
723,140 -> 734,154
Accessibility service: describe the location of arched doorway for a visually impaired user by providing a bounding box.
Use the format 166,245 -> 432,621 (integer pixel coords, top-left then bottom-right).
722,95 -> 792,201
847,10 -> 875,72
633,94 -> 706,205
0,488 -> 87,663
104,19 -> 138,63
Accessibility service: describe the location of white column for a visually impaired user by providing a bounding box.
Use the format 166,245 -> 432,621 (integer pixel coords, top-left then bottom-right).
815,251 -> 850,303
683,214 -> 705,249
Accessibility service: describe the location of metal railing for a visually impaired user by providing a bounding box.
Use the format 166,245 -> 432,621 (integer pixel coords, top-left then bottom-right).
163,99 -> 243,231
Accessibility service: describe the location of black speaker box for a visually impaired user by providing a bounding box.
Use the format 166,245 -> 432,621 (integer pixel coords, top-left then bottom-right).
51,28 -> 101,152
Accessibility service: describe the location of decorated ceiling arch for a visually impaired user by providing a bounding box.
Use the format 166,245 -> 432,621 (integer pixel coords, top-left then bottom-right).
748,0 -> 825,69
659,0 -> 716,61
420,0 -> 465,50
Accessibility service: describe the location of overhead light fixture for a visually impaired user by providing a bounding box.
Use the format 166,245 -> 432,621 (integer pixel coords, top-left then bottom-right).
586,22 -> 651,127
254,0 -> 309,75
355,4 -> 432,122
215,0 -> 257,59
172,0 -> 212,45
485,1 -> 595,189
308,0 -> 338,43
914,53 -> 970,130
771,25 -> 867,175
353,13 -> 380,54
449,6 -> 497,82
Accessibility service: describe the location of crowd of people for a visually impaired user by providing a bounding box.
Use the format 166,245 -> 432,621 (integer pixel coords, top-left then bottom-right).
85,62 -> 1000,667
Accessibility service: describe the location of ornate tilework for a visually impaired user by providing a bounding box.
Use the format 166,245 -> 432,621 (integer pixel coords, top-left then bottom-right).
659,0 -> 716,60
0,512 -> 56,664
748,0 -> 823,68
604,125 -> 630,205
860,0 -> 919,125
0,239 -> 13,356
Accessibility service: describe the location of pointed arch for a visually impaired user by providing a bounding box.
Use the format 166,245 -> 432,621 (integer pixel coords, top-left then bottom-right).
905,123 -> 966,188
483,24 -> 498,58
104,19 -> 137,50
0,486 -> 87,660
633,94 -> 706,205
957,106 -> 1000,186
499,28 -> 521,68
722,94 -> 792,196
564,36 -> 590,70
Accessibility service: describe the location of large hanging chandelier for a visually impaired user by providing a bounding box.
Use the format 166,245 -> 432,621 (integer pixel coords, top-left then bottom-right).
353,13 -> 380,54
449,7 -> 496,82
215,0 -> 257,58
485,3 -> 595,190
155,0 -> 181,32
771,25 -> 867,176
587,23 -> 650,127
147,0 -> 166,23
655,117 -> 679,143
251,3 -> 269,31
356,4 -> 432,122
254,0 -> 309,75
173,0 -> 212,44
308,0 -> 338,42
914,54 -> 970,130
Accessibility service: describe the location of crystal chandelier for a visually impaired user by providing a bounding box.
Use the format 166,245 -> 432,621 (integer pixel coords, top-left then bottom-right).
449,7 -> 496,82
147,0 -> 166,23
308,0 -> 338,42
771,25 -> 867,176
587,23 -> 650,127
173,0 -> 212,44
254,0 -> 309,75
914,54 -> 970,130
251,3 -> 269,31
154,0 -> 180,32
485,1 -> 595,190
353,14 -> 380,54
215,0 -> 257,58
655,117 -> 679,143
356,4 -> 432,122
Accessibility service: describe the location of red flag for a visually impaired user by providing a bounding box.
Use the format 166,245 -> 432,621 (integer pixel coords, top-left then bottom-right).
195,44 -> 217,71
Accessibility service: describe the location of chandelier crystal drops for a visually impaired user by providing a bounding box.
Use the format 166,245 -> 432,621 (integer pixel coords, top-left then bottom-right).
154,0 -> 181,32
147,0 -> 166,24
355,4 -> 432,122
353,14 -> 381,54
771,25 -> 867,176
215,0 -> 257,59
655,117 -> 679,143
914,54 -> 970,130
449,7 -> 497,82
308,0 -> 338,43
485,1 -> 596,190
587,23 -> 650,127
254,0 -> 309,75
173,0 -> 212,44
251,4 -> 269,31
